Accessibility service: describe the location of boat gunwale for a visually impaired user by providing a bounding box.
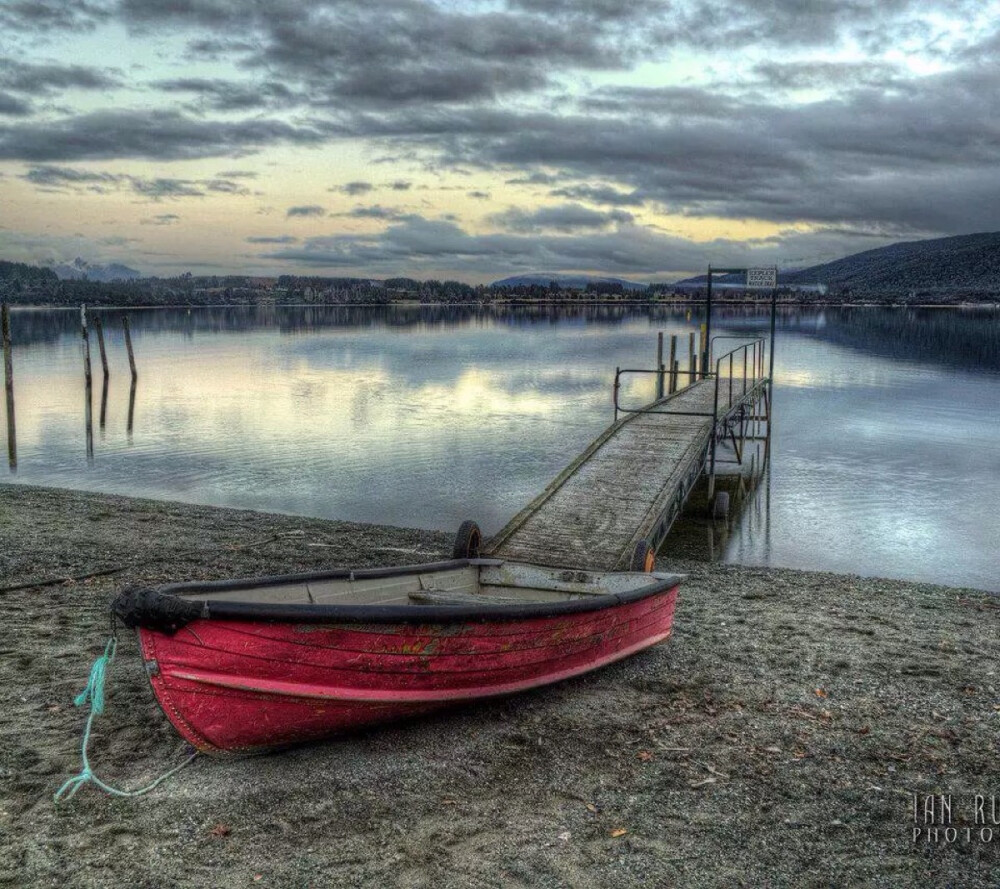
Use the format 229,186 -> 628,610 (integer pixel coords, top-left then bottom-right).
117,558 -> 685,628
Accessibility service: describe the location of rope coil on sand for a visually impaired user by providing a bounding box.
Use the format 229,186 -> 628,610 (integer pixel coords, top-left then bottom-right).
54,636 -> 198,803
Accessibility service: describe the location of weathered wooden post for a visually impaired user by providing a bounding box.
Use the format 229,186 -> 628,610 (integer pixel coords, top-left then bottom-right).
100,375 -> 109,431
123,314 -> 137,382
81,305 -> 92,386
94,315 -> 109,378
656,332 -> 665,399
688,332 -> 696,386
667,334 -> 677,394
127,378 -> 136,441
2,304 -> 15,469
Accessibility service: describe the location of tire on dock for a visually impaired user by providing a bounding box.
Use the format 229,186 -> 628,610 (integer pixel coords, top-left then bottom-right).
630,539 -> 656,572
453,520 -> 483,559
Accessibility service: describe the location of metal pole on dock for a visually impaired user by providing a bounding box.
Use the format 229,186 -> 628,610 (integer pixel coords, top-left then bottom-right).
123,315 -> 138,382
668,335 -> 677,393
703,266 -> 713,377
768,285 -> 777,391
656,332 -> 665,399
94,315 -> 109,378
688,332 -> 696,386
2,304 -> 15,469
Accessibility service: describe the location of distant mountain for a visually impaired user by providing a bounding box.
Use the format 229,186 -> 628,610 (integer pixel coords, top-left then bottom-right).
674,231 -> 1000,294
49,258 -> 142,282
782,231 -> 1000,293
491,273 -> 647,291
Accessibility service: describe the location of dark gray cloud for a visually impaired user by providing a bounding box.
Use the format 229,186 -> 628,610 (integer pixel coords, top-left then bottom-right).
581,85 -> 744,117
468,191 -> 491,200
246,235 -> 298,244
0,61 -> 120,96
286,205 -> 325,217
141,213 -> 181,226
489,203 -> 634,232
0,93 -> 33,117
336,205 -> 408,220
0,110 -> 328,161
20,165 -> 251,199
0,0 -> 112,32
333,181 -> 373,195
152,77 -> 301,112
751,60 -> 904,92
389,180 -> 411,190
548,184 -> 645,206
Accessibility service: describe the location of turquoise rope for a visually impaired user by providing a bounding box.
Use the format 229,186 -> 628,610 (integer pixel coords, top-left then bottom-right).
54,637 -> 198,804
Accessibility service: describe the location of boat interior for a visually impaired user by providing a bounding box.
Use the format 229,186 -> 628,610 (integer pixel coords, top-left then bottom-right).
175,561 -> 681,608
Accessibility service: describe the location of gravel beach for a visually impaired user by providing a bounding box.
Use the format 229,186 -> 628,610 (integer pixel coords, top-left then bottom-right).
1,483 -> 998,888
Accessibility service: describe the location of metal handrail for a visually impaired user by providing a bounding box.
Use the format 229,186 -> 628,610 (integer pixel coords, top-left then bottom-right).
707,339 -> 768,494
612,368 -> 715,420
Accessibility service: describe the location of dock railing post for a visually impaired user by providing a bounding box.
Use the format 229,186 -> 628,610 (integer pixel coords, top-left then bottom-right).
668,335 -> 677,393
2,304 -> 15,469
708,354 -> 720,502
613,366 -> 620,422
656,332 -> 664,399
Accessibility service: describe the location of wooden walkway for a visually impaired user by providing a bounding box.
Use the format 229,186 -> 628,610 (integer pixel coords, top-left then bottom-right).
487,377 -> 762,571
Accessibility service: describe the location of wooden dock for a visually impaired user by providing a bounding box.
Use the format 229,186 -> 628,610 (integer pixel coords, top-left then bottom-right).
487,340 -> 768,572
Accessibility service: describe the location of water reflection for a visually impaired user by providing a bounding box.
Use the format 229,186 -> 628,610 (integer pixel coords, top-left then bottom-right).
1,304 -> 998,591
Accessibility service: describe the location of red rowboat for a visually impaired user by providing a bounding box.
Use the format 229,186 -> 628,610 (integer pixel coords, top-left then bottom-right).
113,558 -> 682,753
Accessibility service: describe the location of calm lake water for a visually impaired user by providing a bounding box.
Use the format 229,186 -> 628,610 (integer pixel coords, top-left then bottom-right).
3,304 -> 999,591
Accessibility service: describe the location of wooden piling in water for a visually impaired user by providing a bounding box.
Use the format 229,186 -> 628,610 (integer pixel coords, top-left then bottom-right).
668,335 -> 677,394
2,304 -> 15,469
688,332 -> 696,385
94,315 -> 109,378
123,315 -> 137,381
81,305 -> 92,386
127,378 -> 136,440
100,375 -> 109,431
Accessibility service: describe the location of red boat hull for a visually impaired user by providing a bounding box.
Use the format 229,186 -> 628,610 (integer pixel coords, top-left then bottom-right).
138,586 -> 678,753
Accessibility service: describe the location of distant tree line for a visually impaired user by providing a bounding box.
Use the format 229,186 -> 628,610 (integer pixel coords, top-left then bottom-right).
1,259 -> 997,307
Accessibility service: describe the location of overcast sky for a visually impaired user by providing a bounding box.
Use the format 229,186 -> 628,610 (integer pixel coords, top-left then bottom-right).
1,0 -> 998,282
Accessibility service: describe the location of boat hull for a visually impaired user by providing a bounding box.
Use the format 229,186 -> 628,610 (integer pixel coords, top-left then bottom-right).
137,585 -> 678,753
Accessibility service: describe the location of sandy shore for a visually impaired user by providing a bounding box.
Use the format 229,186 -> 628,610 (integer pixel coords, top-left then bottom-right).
1,483 -> 998,888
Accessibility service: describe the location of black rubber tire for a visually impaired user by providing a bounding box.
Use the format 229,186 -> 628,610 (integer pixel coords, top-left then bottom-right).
629,539 -> 656,572
452,520 -> 483,560
711,491 -> 730,521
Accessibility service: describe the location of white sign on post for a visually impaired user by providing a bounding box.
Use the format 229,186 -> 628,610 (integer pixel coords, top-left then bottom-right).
746,267 -> 777,288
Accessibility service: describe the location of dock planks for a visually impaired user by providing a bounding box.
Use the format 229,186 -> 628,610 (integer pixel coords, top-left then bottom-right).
488,378 -> 751,571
